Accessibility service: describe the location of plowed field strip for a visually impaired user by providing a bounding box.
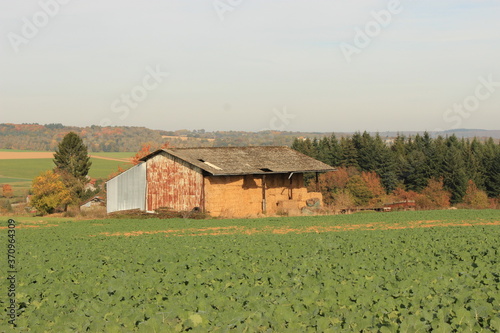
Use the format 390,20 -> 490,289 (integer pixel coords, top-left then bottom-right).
94,219 -> 500,237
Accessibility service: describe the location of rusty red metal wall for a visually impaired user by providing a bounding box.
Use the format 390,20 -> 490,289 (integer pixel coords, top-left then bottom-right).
146,152 -> 203,212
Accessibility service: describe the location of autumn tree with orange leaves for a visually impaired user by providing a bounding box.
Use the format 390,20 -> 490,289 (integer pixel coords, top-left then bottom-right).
392,187 -> 419,203
415,178 -> 451,210
131,142 -> 171,165
2,184 -> 14,198
314,167 -> 386,207
361,171 -> 386,205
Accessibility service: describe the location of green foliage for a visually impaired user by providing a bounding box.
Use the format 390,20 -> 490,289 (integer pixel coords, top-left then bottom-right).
9,210 -> 500,331
486,149 -> 500,198
442,136 -> 468,204
53,132 -> 92,180
463,180 -> 490,209
0,198 -> 13,212
339,136 -> 359,168
346,175 -> 373,206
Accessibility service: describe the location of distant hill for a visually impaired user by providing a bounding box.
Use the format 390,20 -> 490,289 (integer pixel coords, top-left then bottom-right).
441,129 -> 500,139
376,129 -> 500,140
0,123 -> 499,152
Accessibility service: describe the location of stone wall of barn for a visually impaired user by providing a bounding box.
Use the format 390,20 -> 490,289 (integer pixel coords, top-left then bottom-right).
204,173 -> 323,218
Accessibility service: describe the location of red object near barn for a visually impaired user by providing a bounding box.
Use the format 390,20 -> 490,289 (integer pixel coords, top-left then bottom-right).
384,200 -> 416,211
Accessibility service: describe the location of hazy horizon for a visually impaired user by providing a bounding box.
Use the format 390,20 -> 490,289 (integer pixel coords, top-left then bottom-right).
1,0 -> 499,133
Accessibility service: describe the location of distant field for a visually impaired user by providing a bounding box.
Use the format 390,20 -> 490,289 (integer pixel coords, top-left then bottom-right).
0,151 -> 133,198
0,177 -> 31,197
0,150 -> 133,161
89,158 -> 132,178
0,149 -> 42,152
89,152 -> 134,160
0,158 -> 131,181
2,210 -> 499,332
0,177 -> 31,183
0,159 -> 54,179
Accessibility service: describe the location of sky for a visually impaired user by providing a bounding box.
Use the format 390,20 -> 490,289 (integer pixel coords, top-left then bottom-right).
1,0 -> 499,133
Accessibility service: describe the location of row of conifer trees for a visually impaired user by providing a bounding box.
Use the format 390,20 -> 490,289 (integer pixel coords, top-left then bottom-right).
292,132 -> 500,204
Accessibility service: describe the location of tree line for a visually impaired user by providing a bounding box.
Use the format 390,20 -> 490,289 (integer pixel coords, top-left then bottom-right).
0,123 -> 310,151
292,132 -> 500,208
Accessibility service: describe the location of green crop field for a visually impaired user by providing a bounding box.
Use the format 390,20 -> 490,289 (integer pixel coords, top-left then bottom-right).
87,158 -> 132,179
0,150 -> 134,159
89,152 -> 134,159
0,159 -> 54,180
0,158 -> 131,181
0,157 -> 131,198
0,177 -> 31,184
0,150 -> 132,195
1,210 -> 499,332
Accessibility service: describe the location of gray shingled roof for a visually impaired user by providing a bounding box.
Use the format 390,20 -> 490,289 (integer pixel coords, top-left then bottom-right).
141,146 -> 335,176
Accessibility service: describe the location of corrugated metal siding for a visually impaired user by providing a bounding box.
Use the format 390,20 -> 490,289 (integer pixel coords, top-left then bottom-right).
106,163 -> 146,213
146,153 -> 203,211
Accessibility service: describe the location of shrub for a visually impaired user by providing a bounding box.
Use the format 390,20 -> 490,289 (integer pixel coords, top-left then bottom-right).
346,175 -> 374,206
31,170 -> 72,215
416,178 -> 451,210
2,184 -> 14,198
463,180 -> 489,209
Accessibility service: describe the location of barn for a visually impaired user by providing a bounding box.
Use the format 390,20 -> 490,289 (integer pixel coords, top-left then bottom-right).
106,146 -> 334,217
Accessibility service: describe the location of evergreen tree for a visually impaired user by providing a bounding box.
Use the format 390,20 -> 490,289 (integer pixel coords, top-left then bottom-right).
291,137 -> 316,158
405,150 -> 429,192
442,136 -> 468,204
353,131 -> 378,171
326,134 -> 342,167
419,132 -> 437,180
483,138 -> 500,197
315,137 -> 331,165
399,133 -> 432,192
392,135 -> 410,185
486,148 -> 500,198
339,137 -> 359,168
463,138 -> 486,189
372,134 -> 398,193
429,135 -> 447,179
53,132 -> 92,180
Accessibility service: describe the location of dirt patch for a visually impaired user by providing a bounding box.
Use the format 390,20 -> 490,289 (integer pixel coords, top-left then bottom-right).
96,226 -> 242,237
94,219 -> 500,238
0,224 -> 59,229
